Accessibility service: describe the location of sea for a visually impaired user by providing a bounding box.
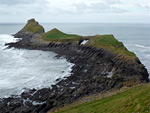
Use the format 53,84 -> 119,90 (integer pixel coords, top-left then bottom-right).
0,23 -> 149,98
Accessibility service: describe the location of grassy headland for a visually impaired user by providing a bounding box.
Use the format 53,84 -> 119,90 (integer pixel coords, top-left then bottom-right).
39,28 -> 137,60
24,19 -> 137,61
49,84 -> 150,113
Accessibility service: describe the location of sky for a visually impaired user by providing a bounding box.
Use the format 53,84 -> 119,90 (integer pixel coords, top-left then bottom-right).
0,0 -> 149,23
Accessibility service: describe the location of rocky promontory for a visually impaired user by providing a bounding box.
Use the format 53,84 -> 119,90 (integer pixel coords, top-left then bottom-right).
14,18 -> 45,38
1,19 -> 149,113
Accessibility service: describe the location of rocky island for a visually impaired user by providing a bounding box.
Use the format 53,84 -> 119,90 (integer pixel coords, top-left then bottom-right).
1,19 -> 149,113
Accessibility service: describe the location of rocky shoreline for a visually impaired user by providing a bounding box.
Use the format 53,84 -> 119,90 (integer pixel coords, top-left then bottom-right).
0,19 -> 149,113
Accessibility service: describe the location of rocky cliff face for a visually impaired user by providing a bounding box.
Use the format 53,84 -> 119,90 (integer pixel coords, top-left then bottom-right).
2,19 -> 149,113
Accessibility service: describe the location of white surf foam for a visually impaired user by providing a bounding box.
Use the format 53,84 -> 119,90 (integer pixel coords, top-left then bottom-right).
0,34 -> 74,98
81,40 -> 89,45
135,44 -> 150,49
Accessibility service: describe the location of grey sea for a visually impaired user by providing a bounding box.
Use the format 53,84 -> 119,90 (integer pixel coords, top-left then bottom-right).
0,23 -> 149,97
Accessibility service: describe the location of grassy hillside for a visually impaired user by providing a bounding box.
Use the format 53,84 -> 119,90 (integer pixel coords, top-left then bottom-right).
51,84 -> 150,113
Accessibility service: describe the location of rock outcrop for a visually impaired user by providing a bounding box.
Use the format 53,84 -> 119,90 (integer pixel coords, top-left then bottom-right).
14,18 -> 45,38
1,19 -> 149,113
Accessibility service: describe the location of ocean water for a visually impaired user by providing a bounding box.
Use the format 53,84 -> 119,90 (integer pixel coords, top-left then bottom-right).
0,34 -> 73,98
0,23 -> 149,97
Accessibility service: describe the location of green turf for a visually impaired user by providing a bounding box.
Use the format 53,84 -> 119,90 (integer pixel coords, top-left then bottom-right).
96,35 -> 122,46
87,35 -> 136,57
54,84 -> 150,113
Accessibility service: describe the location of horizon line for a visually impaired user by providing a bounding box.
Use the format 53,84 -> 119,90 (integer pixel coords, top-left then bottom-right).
0,22 -> 150,24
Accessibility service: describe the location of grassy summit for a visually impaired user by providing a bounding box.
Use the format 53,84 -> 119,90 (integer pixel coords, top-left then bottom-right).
86,35 -> 136,57
41,28 -> 83,43
51,84 -> 150,113
23,18 -> 44,34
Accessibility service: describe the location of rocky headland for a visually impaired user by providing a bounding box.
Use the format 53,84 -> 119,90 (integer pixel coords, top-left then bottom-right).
1,19 -> 149,113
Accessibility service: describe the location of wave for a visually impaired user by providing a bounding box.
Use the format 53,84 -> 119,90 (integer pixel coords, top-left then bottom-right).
0,36 -> 74,98
135,44 -> 150,49
0,34 -> 19,45
125,44 -> 150,49
0,34 -> 19,50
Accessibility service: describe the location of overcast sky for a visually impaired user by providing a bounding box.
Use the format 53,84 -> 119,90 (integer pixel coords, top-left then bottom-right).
0,0 -> 149,23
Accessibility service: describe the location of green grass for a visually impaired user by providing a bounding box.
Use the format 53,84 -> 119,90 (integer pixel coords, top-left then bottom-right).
41,28 -> 83,43
52,84 -> 150,113
23,19 -> 44,34
87,35 -> 136,58
95,35 -> 123,46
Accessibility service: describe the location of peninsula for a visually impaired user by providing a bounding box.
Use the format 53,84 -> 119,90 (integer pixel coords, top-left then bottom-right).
1,19 -> 149,113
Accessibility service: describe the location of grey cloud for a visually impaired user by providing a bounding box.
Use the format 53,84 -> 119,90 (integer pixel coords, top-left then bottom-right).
72,2 -> 128,14
0,0 -> 37,5
89,2 -> 128,13
110,8 -> 129,13
72,3 -> 89,14
0,0 -> 48,16
105,0 -> 121,5
137,4 -> 150,10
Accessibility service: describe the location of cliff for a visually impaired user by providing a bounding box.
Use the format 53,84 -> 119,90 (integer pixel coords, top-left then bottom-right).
2,19 -> 149,113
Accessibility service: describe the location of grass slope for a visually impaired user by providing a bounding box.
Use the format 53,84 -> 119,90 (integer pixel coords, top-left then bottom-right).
52,84 -> 150,113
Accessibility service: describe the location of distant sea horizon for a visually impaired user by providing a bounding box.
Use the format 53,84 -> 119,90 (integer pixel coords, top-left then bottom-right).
0,22 -> 150,24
